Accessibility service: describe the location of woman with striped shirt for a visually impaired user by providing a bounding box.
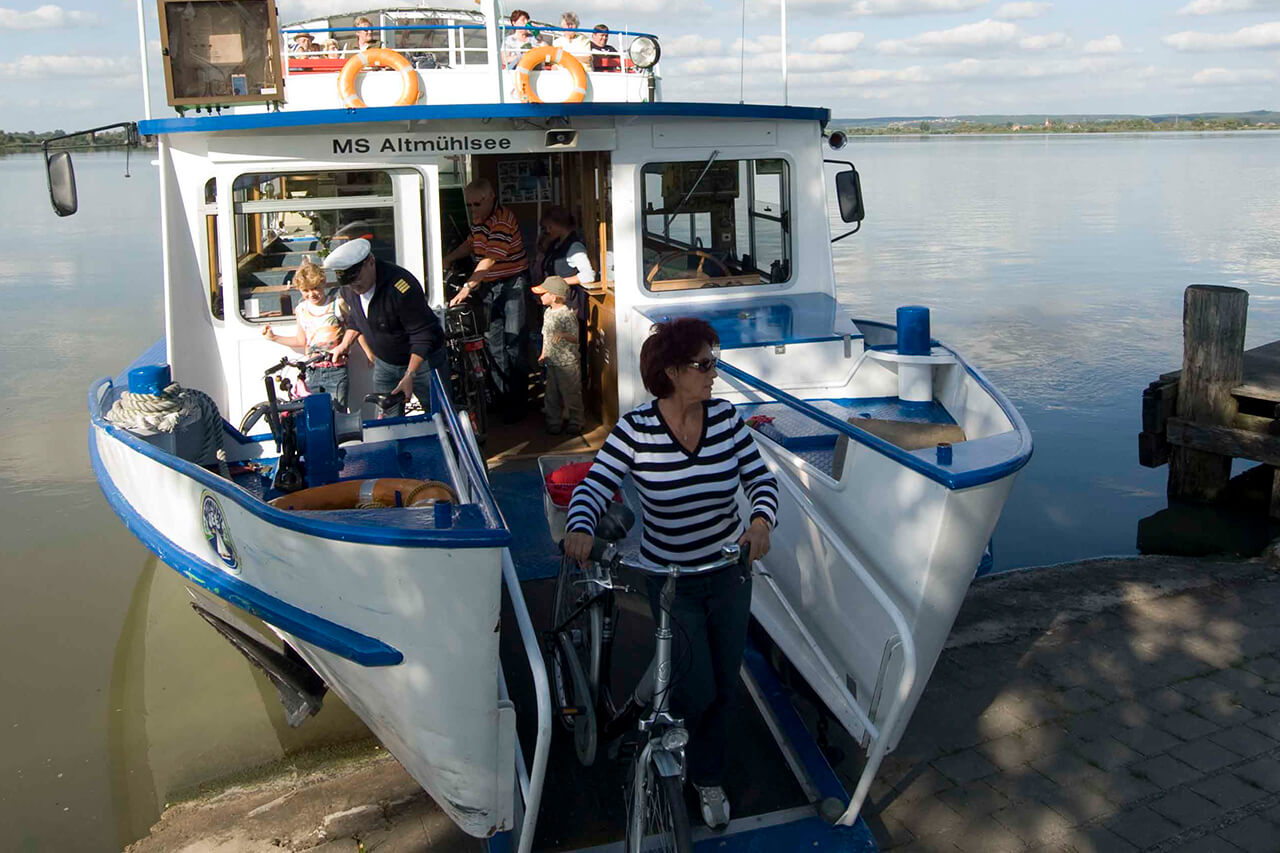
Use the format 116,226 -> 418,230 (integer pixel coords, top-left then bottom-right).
564,318 -> 778,829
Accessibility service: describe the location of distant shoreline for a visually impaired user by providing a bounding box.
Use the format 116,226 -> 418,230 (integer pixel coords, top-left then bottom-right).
841,122 -> 1279,137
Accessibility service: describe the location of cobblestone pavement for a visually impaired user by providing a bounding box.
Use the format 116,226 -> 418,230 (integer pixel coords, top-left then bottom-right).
827,555 -> 1280,853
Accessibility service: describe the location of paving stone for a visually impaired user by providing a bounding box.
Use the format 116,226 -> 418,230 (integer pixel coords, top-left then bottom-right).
886,799 -> 967,839
933,749 -> 1001,785
1129,753 -> 1202,789
1176,677 -> 1237,704
1157,710 -> 1222,741
1194,695 -> 1258,727
987,767 -> 1068,807
1069,737 -> 1141,772
1112,724 -> 1184,757
992,801 -> 1075,846
1242,655 -> 1280,681
885,837 -> 961,853
1081,770 -> 1161,805
1244,710 -> 1280,739
1168,737 -> 1241,773
1144,687 -> 1192,714
1164,835 -> 1244,853
1047,785 -> 1121,824
1233,686 -> 1280,714
1065,711 -> 1122,743
1102,805 -> 1182,848
1209,723 -> 1280,758
1108,702 -> 1152,729
950,819 -> 1027,853
1146,787 -> 1223,829
1060,688 -> 1109,714
1218,814 -> 1280,853
934,780 -> 1012,817
1233,756 -> 1280,790
1214,668 -> 1267,692
1029,750 -> 1108,786
1190,772 -> 1268,809
894,765 -> 956,802
1052,826 -> 1138,853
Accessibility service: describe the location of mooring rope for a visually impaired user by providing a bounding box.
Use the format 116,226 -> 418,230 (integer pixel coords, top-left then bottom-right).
106,383 -> 230,477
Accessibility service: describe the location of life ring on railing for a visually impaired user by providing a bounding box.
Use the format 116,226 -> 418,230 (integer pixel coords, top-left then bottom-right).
515,46 -> 588,104
337,48 -> 420,108
269,478 -> 458,511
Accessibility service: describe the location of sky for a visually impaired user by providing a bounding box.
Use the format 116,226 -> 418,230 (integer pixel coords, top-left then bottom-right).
1,0 -> 1278,131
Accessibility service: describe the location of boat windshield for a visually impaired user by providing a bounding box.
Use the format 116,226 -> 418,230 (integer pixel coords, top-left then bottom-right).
641,158 -> 791,292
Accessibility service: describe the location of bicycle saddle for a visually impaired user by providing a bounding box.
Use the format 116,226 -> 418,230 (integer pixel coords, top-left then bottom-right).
364,391 -> 406,410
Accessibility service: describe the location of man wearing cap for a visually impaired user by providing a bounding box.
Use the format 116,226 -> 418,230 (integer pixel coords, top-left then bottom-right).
443,177 -> 530,421
324,238 -> 446,416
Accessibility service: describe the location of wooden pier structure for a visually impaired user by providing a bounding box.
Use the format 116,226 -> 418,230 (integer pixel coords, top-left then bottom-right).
1140,284 -> 1280,516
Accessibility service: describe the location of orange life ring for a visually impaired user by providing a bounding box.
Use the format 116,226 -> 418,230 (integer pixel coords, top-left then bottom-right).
269,478 -> 457,511
515,45 -> 588,104
337,48 -> 420,108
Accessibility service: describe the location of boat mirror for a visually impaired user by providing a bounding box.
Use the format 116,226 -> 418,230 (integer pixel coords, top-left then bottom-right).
46,151 -> 78,217
835,166 -> 864,224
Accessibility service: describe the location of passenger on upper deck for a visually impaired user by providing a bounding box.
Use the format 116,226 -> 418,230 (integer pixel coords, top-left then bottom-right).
345,16 -> 379,54
444,179 -> 530,421
290,31 -> 319,55
324,238 -> 447,417
501,9 -> 533,68
589,24 -> 620,72
323,38 -> 342,59
552,12 -> 591,57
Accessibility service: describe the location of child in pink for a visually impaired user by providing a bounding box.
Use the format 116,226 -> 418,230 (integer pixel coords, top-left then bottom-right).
263,257 -> 352,410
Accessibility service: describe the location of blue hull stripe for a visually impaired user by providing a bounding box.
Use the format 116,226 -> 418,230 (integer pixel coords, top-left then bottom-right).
89,375 -> 511,549
89,429 -> 403,666
138,101 -> 830,136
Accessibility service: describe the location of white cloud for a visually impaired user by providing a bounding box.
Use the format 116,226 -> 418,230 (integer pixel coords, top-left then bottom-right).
994,2 -> 1053,20
663,35 -> 723,57
1177,0 -> 1279,14
812,31 -> 867,52
747,0 -> 852,17
1163,21 -> 1280,51
0,4 -> 97,29
1019,32 -> 1069,50
1187,65 -> 1279,83
1084,35 -> 1124,53
876,19 -> 1020,54
934,55 -> 1123,82
0,55 -> 132,78
852,0 -> 986,15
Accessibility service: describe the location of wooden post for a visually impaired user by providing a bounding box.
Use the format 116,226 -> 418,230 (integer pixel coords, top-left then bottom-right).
1168,284 -> 1248,502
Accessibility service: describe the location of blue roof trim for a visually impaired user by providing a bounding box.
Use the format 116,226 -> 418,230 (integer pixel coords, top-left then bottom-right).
137,101 -> 831,136
89,429 -> 403,666
89,375 -> 511,548
717,338 -> 1033,490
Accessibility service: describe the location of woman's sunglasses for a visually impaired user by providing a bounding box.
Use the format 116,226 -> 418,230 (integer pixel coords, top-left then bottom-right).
685,357 -> 717,373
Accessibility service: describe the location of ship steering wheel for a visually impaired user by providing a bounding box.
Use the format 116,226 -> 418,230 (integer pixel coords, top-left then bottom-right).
645,250 -> 733,286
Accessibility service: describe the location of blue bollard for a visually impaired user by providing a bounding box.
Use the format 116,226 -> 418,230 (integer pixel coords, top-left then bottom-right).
128,364 -> 172,395
896,306 -> 931,356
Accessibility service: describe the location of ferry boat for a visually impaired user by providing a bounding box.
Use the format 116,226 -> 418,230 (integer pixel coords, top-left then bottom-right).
56,2 -> 1032,850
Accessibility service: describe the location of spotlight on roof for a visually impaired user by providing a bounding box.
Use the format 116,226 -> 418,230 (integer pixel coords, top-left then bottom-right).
826,130 -> 848,151
545,129 -> 579,149
628,36 -> 661,69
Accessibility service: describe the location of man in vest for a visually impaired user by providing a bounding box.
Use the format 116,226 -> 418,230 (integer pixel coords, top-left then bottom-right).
444,177 -> 530,421
325,238 -> 447,416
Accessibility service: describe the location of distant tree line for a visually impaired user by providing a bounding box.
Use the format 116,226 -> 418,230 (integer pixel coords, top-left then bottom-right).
844,116 -> 1279,136
1,128 -> 144,151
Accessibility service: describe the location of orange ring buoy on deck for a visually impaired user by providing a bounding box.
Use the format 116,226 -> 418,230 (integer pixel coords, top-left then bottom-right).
269,478 -> 458,511
515,45 -> 588,104
337,48 -> 420,108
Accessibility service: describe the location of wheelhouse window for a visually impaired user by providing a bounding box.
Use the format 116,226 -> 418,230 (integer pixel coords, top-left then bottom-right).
641,158 -> 791,292
231,170 -> 402,322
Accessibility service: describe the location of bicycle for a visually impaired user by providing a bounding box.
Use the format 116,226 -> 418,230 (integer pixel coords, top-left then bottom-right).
548,502 -> 752,853
444,300 -> 489,444
239,352 -> 335,436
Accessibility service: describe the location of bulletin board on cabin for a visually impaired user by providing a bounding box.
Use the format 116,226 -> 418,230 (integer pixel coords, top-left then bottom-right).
157,0 -> 284,108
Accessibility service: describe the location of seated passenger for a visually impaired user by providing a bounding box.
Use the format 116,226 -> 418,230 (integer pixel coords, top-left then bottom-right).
323,38 -> 342,59
345,17 -> 379,53
502,9 -> 534,68
589,24 -> 620,72
291,32 -> 319,55
552,12 -> 591,57
261,258 -> 352,411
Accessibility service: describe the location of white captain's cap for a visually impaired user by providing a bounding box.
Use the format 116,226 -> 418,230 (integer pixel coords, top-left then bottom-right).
323,237 -> 371,273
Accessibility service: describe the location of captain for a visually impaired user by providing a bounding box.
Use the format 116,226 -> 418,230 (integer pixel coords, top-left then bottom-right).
324,237 -> 447,416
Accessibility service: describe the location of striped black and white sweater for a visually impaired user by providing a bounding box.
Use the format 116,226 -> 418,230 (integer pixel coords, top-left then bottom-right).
566,399 -> 780,567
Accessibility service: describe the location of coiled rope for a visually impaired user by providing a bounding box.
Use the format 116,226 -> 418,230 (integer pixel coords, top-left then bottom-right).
106,383 -> 230,477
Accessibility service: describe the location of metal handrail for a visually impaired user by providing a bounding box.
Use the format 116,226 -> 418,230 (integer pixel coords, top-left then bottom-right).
501,548 -> 551,853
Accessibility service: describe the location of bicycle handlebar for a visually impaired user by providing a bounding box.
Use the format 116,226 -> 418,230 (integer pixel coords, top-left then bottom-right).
265,352 -> 332,376
591,541 -> 750,578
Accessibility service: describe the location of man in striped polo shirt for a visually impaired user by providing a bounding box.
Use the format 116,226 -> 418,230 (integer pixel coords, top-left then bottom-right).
445,178 -> 530,420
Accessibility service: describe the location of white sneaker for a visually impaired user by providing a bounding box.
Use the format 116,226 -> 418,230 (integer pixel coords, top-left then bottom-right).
694,784 -> 730,829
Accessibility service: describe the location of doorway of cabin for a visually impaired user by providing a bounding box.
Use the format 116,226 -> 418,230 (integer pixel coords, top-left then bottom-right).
438,150 -> 618,469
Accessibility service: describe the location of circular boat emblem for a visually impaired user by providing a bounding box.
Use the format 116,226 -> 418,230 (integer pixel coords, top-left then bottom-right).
199,491 -> 239,572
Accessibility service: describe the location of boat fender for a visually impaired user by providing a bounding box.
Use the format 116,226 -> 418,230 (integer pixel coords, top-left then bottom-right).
269,478 -> 458,511
337,48 -> 421,109
515,46 -> 588,104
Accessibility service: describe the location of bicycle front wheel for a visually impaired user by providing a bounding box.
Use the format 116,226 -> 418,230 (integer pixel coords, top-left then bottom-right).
625,753 -> 692,853
239,402 -> 272,436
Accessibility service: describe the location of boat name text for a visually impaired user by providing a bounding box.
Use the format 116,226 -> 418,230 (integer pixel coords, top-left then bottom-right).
333,136 -> 514,155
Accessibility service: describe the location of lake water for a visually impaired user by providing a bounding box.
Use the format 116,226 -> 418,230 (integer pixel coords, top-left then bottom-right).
3,132 -> 1279,848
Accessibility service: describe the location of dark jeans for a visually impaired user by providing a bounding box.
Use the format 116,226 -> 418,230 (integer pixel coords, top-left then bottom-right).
304,365 -> 349,411
646,566 -> 752,787
481,272 -> 529,417
372,348 -> 449,416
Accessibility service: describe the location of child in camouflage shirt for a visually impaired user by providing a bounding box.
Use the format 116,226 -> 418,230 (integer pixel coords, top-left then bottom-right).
533,276 -> 583,434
